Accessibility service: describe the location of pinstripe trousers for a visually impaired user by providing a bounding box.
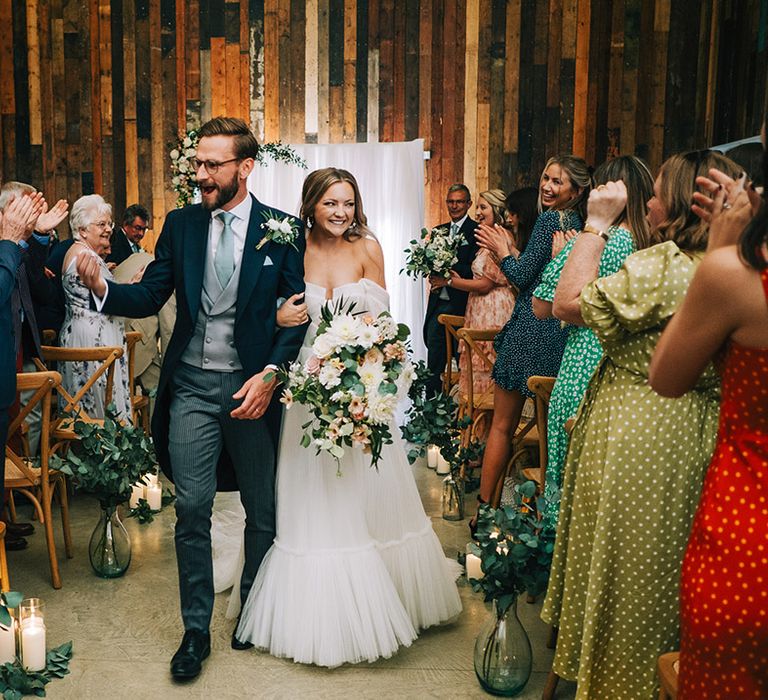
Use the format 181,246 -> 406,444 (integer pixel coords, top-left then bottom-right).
169,362 -> 275,632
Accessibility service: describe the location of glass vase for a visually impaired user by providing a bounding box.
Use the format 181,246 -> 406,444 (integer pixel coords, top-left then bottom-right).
89,503 -> 131,578
473,599 -> 532,696
441,475 -> 465,520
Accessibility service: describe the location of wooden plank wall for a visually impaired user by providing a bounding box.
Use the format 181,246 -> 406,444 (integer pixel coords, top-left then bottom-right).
0,0 -> 765,240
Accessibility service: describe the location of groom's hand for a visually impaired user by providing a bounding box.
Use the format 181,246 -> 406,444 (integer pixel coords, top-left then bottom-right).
231,369 -> 277,420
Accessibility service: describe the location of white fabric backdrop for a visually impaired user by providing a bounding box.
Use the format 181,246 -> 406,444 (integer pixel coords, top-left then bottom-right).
247,140 -> 427,359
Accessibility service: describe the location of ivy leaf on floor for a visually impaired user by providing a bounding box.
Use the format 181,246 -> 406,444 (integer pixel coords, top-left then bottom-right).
44,642 -> 73,679
161,489 -> 176,508
0,641 -> 73,697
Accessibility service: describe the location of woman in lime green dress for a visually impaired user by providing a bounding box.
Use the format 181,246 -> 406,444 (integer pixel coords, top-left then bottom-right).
531,156 -> 654,529
541,150 -> 740,699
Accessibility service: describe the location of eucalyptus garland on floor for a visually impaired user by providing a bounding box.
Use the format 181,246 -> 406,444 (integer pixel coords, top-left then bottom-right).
169,127 -> 307,208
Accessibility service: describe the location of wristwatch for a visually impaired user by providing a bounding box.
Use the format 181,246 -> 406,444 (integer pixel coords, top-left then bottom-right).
582,223 -> 610,242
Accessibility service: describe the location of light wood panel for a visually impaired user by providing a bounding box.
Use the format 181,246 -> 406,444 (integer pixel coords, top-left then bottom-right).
0,0 -> 765,237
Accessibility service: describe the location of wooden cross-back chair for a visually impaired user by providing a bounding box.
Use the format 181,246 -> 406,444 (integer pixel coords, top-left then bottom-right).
33,345 -> 124,456
437,313 -> 464,395
456,327 -> 499,446
5,371 -> 72,589
124,331 -> 151,434
519,376 -> 557,490
0,523 -> 10,592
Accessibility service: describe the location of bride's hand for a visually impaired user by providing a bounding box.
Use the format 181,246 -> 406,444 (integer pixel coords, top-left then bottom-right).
276,292 -> 308,327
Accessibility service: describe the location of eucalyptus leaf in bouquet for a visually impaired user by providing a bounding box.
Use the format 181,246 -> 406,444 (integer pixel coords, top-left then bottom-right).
279,298 -> 415,471
469,480 -> 556,615
51,405 -> 159,508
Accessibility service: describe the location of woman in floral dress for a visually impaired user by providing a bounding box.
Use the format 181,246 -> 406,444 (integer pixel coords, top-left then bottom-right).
541,151 -> 740,699
531,156 -> 654,528
432,190 -> 515,405
60,194 -> 131,421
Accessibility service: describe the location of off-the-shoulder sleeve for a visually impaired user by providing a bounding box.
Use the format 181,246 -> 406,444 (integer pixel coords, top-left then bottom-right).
580,241 -> 698,345
533,236 -> 576,302
500,210 -> 580,292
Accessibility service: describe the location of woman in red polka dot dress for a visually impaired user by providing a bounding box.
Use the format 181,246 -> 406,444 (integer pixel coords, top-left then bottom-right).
651,118 -> 768,699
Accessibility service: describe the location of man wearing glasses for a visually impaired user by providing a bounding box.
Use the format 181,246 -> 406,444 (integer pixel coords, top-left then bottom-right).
76,116 -> 306,681
107,203 -> 150,265
422,183 -> 478,398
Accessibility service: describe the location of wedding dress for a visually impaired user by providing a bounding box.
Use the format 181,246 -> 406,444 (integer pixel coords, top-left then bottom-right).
230,278 -> 462,667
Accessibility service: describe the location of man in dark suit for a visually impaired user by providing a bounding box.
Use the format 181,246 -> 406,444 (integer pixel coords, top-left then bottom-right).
106,203 -> 149,265
77,117 -> 306,680
422,183 -> 478,397
0,194 -> 44,494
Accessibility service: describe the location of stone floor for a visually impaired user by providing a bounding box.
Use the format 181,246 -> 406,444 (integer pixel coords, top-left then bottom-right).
11,459 -> 576,699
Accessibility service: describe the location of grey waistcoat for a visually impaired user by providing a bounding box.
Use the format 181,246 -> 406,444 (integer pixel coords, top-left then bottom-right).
180,246 -> 243,372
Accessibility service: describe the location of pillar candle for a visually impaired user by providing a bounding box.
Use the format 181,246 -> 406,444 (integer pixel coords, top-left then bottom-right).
20,620 -> 45,672
129,483 -> 145,509
436,450 -> 450,475
466,553 -> 484,580
0,621 -> 15,664
146,484 -> 162,511
427,445 -> 438,469
143,473 -> 159,489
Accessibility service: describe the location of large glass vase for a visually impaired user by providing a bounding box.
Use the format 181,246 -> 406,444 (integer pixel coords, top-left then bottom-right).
473,599 -> 532,696
89,503 -> 131,578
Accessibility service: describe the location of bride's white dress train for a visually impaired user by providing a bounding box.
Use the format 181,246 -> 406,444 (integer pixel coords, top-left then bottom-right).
227,279 -> 461,667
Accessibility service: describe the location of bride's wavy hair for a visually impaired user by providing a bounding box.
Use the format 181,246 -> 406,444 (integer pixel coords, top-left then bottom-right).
300,167 -> 375,242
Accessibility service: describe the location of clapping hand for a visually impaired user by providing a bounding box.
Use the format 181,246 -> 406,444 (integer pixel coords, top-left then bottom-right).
0,192 -> 45,243
551,229 -> 578,258
35,199 -> 69,235
475,223 -> 516,260
692,169 -> 760,250
585,181 -> 627,232
76,252 -> 107,298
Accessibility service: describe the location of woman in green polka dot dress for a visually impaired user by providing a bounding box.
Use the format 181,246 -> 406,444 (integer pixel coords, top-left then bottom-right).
531,156 -> 655,529
541,150 -> 741,700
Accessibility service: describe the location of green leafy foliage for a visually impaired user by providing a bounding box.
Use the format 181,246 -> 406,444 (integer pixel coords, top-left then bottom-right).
469,481 -> 556,615
0,641 -> 72,698
127,499 -> 154,524
50,405 -> 159,508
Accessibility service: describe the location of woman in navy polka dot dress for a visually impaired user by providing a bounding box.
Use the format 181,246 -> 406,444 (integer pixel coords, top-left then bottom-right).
652,126 -> 768,699
471,155 -> 591,523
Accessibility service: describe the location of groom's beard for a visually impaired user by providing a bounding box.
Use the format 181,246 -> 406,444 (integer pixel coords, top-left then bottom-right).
199,174 -> 240,211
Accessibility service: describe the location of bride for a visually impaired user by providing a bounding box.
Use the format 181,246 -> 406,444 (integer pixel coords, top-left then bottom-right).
221,167 -> 461,667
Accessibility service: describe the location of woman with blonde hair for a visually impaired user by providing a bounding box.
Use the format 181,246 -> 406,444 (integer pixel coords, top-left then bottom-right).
541,150 -> 741,699
470,155 -> 590,528
431,189 -> 516,411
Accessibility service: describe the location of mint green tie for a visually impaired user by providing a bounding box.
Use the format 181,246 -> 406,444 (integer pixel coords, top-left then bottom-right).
214,211 -> 236,288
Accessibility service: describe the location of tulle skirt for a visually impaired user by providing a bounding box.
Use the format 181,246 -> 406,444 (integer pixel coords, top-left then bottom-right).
233,402 -> 462,667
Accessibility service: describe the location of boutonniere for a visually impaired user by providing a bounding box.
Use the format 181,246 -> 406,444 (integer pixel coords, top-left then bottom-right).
257,210 -> 300,251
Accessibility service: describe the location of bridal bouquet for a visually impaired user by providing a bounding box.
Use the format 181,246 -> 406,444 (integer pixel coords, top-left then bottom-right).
279,300 -> 415,471
402,225 -> 464,279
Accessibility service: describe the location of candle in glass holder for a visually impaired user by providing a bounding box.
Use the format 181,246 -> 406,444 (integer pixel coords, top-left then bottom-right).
129,482 -> 145,509
19,599 -> 45,672
146,483 -> 162,511
0,619 -> 15,664
427,445 -> 438,469
143,473 -> 159,489
466,552 -> 484,580
436,450 -> 450,475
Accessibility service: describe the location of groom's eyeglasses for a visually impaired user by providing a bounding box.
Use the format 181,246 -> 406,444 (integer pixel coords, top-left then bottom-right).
190,157 -> 240,174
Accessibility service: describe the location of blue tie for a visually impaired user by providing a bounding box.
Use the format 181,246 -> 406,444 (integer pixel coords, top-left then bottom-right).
214,211 -> 236,288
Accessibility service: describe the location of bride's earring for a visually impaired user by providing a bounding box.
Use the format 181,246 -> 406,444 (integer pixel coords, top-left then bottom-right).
348,221 -> 357,230
306,216 -> 313,229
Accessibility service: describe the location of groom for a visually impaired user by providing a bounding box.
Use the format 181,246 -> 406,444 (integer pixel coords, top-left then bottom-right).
77,117 -> 306,679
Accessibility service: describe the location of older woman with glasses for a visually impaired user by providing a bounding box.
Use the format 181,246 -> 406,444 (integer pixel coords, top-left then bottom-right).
60,194 -> 131,420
